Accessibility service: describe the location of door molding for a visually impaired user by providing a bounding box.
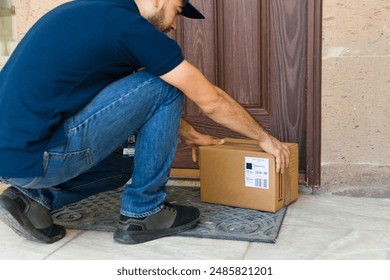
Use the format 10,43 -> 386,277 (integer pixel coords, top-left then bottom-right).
215,0 -> 270,117
306,0 -> 322,187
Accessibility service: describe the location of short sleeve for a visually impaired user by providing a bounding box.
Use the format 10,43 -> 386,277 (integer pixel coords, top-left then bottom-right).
116,18 -> 184,76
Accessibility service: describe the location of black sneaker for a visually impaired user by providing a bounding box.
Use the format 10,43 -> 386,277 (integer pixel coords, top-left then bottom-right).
114,202 -> 200,244
0,186 -> 65,244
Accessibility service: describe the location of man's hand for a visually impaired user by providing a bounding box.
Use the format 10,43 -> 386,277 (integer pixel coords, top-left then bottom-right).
258,134 -> 290,174
179,119 -> 224,162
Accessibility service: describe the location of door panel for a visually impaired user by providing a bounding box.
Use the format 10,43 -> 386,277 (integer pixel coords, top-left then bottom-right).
171,0 -> 322,186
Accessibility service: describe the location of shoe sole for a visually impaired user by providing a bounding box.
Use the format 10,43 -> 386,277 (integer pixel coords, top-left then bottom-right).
0,195 -> 64,244
113,216 -> 200,244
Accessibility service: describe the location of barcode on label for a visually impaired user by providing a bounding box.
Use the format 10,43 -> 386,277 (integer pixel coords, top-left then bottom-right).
255,179 -> 268,188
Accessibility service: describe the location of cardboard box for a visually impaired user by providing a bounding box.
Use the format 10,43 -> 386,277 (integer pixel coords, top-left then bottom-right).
199,138 -> 298,212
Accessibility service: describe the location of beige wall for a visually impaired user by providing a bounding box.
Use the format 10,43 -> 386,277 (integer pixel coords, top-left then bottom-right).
322,0 -> 389,165
0,0 -> 69,67
1,0 -> 389,196
13,0 -> 69,39
321,0 -> 389,196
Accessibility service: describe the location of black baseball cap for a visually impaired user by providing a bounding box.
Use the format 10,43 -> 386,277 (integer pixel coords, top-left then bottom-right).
181,0 -> 205,19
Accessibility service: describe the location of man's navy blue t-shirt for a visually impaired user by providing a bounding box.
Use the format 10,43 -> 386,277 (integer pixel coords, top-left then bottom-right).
0,0 -> 184,177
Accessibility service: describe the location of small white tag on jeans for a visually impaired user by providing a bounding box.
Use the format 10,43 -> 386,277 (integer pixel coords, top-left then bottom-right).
123,148 -> 135,157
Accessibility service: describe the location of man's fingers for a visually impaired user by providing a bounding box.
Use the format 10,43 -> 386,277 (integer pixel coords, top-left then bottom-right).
212,139 -> 224,146
192,147 -> 197,163
276,149 -> 289,174
280,154 -> 285,174
187,137 -> 223,163
283,146 -> 290,168
259,136 -> 290,174
275,156 -> 281,174
205,137 -> 224,146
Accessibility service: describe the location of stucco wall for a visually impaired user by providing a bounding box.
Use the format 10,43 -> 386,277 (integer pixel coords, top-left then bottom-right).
322,0 -> 389,165
0,0 -> 389,196
321,0 -> 389,197
0,0 -> 69,68
13,0 -> 68,39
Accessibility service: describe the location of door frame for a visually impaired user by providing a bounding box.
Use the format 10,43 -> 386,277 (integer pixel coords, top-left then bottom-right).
306,0 -> 322,187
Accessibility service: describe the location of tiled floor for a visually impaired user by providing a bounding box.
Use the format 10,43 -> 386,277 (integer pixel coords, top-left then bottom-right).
1,184 -> 389,260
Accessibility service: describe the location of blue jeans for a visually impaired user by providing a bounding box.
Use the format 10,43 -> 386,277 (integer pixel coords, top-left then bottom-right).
1,70 -> 184,218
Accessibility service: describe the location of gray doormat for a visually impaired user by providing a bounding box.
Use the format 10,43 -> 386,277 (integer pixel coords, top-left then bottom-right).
51,186 -> 287,243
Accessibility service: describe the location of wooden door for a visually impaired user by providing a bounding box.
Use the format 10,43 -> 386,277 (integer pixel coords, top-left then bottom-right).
171,0 -> 322,187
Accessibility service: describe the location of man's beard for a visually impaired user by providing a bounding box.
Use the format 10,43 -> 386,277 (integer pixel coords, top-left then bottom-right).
147,6 -> 171,33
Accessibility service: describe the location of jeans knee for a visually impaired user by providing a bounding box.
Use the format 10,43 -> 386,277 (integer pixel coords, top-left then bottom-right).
162,82 -> 183,107
173,88 -> 184,106
135,70 -> 183,105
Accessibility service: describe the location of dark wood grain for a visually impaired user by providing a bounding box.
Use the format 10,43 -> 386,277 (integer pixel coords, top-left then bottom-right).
306,0 -> 323,186
171,0 -> 322,186
269,0 -> 307,171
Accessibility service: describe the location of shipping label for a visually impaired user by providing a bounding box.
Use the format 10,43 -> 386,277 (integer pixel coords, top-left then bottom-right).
245,157 -> 269,189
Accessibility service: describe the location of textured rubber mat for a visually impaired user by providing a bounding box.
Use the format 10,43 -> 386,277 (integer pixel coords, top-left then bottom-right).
51,186 -> 287,243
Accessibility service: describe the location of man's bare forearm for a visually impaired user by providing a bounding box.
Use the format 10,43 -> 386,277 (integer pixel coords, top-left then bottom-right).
204,86 -> 270,143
